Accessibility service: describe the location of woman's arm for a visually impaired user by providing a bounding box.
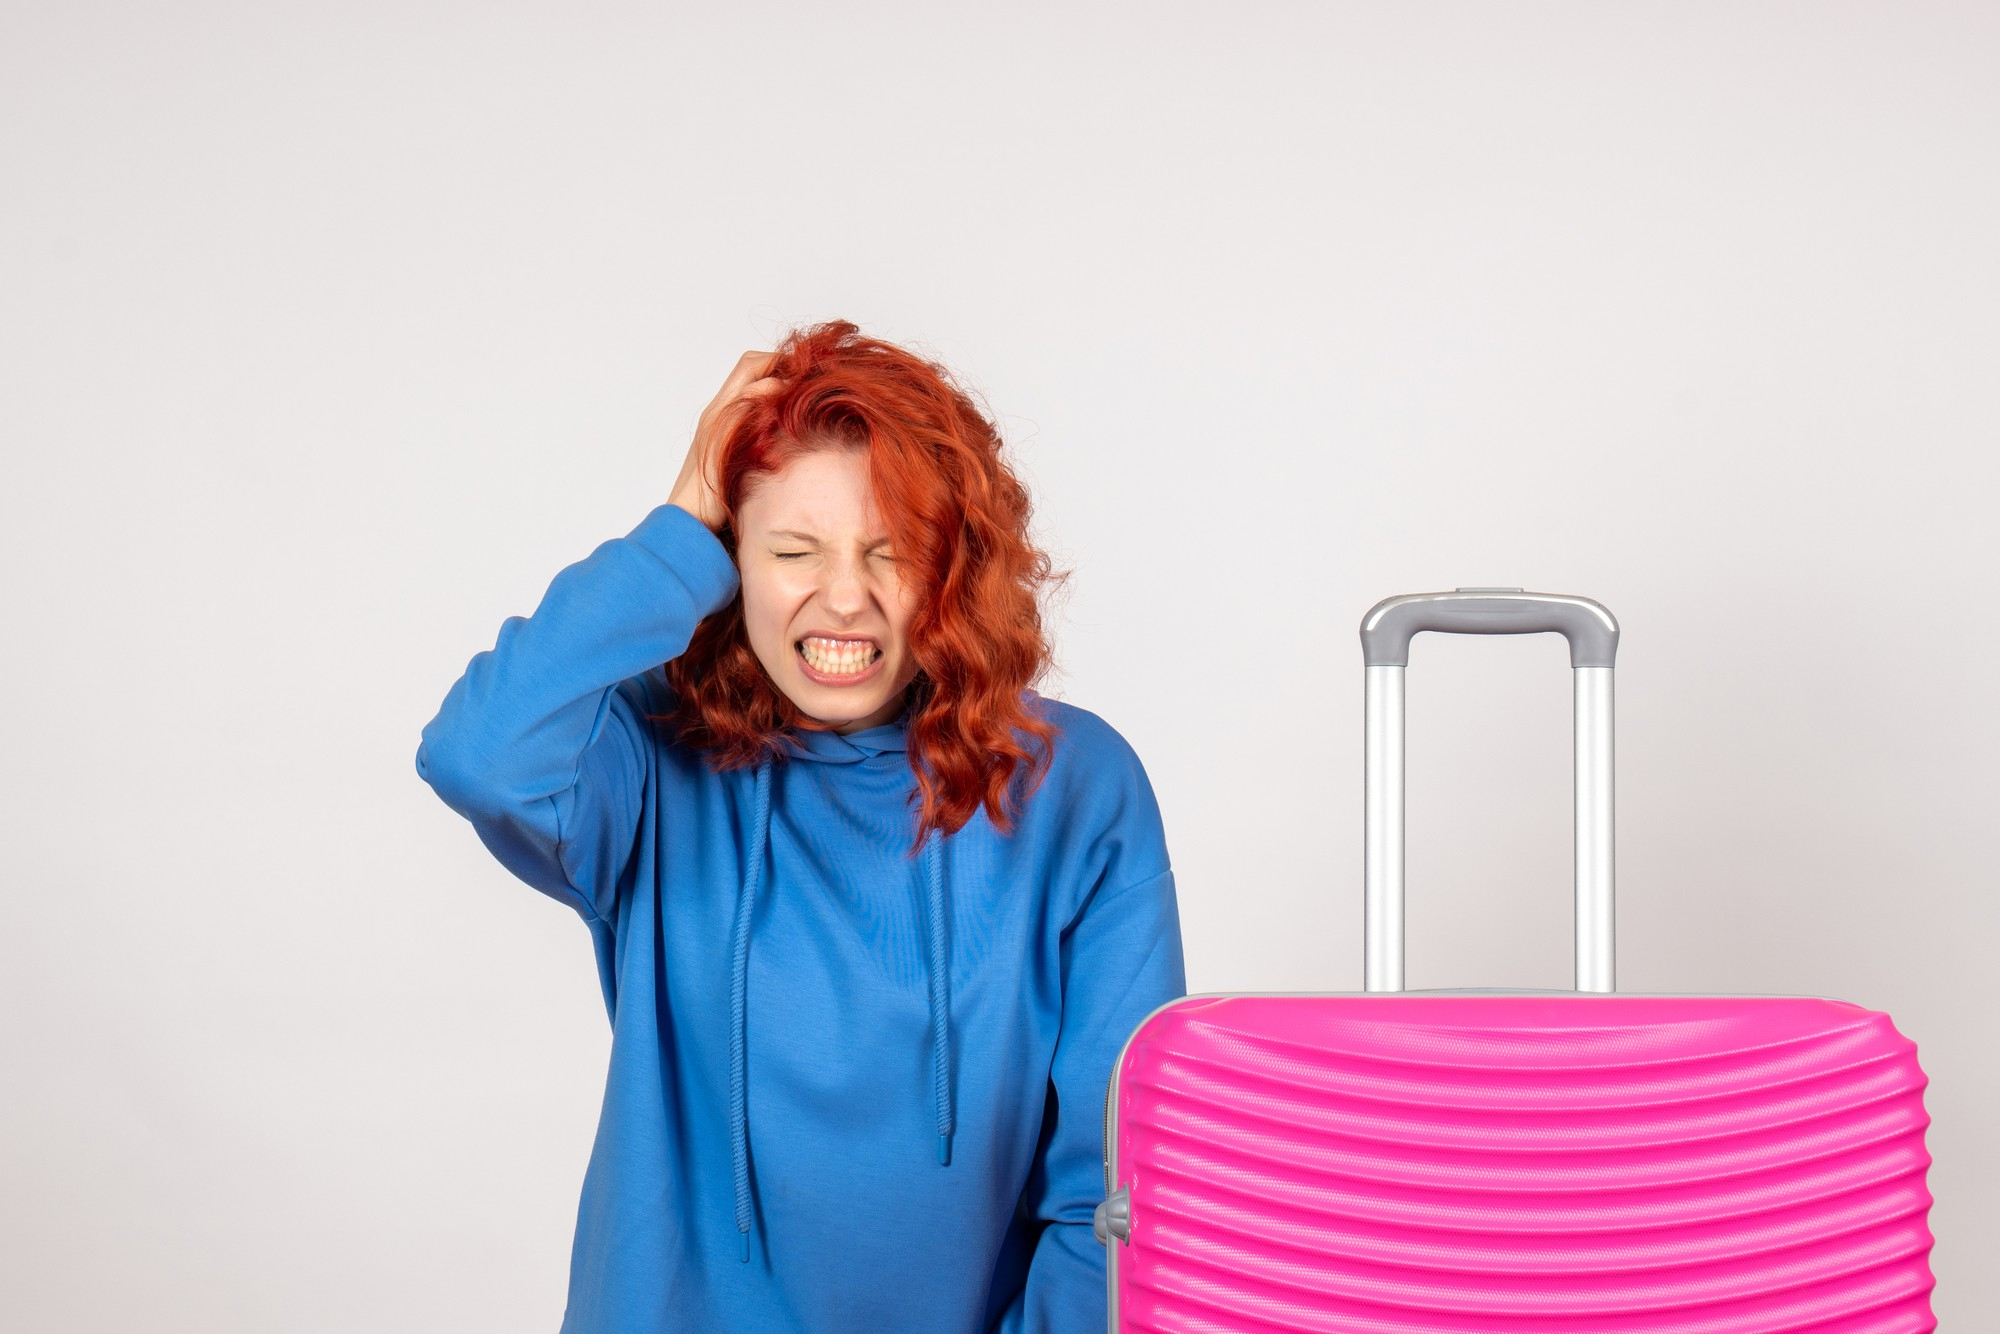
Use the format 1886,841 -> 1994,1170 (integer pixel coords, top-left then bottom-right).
414,502 -> 739,924
1009,861 -> 1188,1330
416,352 -> 779,925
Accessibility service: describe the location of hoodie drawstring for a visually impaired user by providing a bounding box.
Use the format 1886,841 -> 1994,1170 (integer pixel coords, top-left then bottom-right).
729,758 -> 773,1263
728,755 -> 955,1264
924,826 -> 955,1166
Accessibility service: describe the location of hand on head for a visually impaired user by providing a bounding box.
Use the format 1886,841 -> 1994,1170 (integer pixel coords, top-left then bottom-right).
671,350 -> 786,531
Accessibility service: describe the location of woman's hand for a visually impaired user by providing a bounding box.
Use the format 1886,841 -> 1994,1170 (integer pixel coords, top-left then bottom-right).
669,350 -> 785,533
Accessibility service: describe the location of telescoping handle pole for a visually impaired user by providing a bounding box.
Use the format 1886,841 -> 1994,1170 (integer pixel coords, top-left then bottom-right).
1360,589 -> 1620,994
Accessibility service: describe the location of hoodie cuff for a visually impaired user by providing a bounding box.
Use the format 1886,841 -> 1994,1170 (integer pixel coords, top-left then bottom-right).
624,502 -> 741,618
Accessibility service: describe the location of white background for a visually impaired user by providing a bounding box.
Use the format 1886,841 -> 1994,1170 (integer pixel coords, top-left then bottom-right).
4,2 -> 1993,1328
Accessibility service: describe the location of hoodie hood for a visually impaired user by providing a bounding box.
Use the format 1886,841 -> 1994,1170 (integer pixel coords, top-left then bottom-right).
727,708 -> 953,1262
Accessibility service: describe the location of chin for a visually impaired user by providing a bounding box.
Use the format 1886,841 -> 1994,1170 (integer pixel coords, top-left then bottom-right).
788,675 -> 910,731
778,678 -> 878,717
815,697 -> 884,721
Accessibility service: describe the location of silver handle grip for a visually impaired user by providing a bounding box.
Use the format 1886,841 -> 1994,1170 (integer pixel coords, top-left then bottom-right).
1361,589 -> 1620,668
1361,590 -> 1618,994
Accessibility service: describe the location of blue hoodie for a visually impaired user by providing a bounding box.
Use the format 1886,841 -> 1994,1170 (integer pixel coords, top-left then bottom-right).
415,500 -> 1187,1332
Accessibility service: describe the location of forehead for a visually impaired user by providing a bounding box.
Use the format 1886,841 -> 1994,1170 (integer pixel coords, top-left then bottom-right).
740,449 -> 884,532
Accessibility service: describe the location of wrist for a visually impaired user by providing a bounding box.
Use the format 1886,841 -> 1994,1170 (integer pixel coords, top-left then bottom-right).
668,495 -> 721,533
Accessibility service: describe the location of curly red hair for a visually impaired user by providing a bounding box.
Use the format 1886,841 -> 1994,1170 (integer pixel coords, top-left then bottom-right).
654,321 -> 1068,854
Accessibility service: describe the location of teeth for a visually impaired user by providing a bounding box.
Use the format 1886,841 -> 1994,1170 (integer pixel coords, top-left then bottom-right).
799,637 -> 879,675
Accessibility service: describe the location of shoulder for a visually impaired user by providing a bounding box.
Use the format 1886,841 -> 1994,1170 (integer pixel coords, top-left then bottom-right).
1025,691 -> 1151,784
1015,690 -> 1170,881
612,666 -> 712,777
1014,694 -> 1175,924
612,665 -> 677,733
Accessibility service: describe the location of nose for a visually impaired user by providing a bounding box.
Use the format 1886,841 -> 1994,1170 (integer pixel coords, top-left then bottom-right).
821,552 -> 874,617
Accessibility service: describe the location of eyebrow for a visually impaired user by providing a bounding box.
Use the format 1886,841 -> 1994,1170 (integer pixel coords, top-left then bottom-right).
767,529 -> 893,548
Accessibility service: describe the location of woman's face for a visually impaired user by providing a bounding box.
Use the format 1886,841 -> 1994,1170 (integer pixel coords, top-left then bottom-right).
736,447 -> 923,734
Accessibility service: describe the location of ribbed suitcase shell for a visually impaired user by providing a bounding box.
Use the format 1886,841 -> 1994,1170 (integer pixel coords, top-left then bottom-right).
1106,991 -> 1935,1331
1102,591 -> 1936,1331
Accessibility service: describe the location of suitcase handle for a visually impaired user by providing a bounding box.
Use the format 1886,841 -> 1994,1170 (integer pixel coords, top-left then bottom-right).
1360,590 -> 1620,994
1361,589 -> 1619,668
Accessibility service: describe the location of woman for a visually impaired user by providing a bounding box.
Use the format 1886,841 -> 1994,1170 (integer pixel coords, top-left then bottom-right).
416,322 -> 1187,1332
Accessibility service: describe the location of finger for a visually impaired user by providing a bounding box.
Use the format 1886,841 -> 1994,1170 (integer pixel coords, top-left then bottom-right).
710,353 -> 778,405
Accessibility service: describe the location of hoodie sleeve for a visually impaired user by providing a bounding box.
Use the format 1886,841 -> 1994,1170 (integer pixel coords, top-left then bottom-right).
414,501 -> 739,925
1009,856 -> 1188,1329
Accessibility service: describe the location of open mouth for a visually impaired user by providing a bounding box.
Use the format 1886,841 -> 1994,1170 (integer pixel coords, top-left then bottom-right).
795,636 -> 884,679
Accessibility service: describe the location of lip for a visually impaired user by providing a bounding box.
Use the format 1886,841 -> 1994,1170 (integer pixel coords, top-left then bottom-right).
795,640 -> 886,688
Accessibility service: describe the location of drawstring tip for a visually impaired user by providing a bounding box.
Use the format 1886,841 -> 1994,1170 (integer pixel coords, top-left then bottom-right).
739,1230 -> 749,1263
937,1132 -> 952,1166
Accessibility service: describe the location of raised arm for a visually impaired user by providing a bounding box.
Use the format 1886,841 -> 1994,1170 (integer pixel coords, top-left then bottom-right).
414,501 -> 740,924
415,351 -> 784,923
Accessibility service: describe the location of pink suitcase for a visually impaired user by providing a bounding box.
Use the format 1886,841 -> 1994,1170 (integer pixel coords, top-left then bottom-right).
1095,591 -> 1936,1332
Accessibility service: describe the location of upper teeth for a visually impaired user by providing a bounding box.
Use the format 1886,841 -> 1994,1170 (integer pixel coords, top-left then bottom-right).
801,637 -> 877,672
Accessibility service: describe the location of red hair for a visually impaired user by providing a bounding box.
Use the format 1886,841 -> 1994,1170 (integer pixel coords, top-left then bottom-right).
654,321 -> 1068,854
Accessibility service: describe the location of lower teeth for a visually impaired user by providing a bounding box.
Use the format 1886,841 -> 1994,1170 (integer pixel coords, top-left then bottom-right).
802,648 -> 875,675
